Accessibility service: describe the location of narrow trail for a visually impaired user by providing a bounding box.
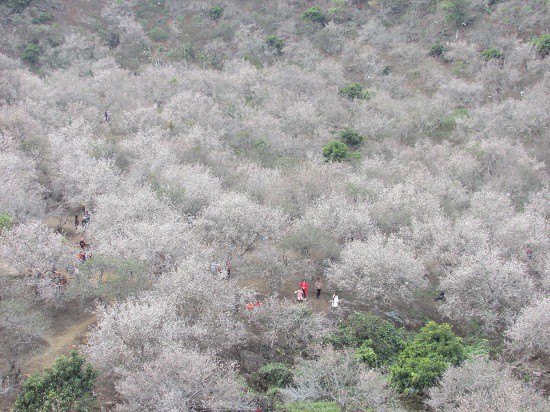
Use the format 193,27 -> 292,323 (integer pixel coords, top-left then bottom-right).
22,313 -> 97,377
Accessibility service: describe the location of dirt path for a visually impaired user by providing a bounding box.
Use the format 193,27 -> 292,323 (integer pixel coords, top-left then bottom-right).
21,313 -> 97,377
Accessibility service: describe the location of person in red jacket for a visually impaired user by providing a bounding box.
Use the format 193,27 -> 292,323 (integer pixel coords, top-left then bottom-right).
300,279 -> 309,300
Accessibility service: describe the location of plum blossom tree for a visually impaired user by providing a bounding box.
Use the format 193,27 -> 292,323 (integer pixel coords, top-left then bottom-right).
0,148 -> 45,221
196,192 -> 285,255
0,220 -> 73,281
428,357 -> 549,411
506,297 -> 550,363
282,346 -> 403,412
439,250 -> 534,334
87,188 -> 192,272
113,343 -> 252,412
330,234 -> 427,306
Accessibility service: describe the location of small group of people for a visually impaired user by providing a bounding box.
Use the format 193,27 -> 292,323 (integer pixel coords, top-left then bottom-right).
294,277 -> 338,308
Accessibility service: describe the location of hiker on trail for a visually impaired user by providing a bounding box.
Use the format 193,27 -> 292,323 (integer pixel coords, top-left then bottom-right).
82,211 -> 91,227
74,215 -> 79,231
81,201 -> 86,213
434,290 -> 445,301
526,248 -> 533,259
300,279 -> 309,300
295,288 -> 304,302
226,259 -> 231,278
315,278 -> 323,299
331,292 -> 339,308
104,111 -> 110,123
79,238 -> 87,249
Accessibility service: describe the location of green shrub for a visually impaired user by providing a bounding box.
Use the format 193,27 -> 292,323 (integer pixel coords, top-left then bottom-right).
531,34 -> 550,57
481,47 -> 503,61
4,0 -> 32,12
21,43 -> 40,63
390,322 -> 465,392
106,32 -> 120,49
441,0 -> 471,27
148,27 -> 169,42
266,35 -> 284,52
382,65 -> 391,75
327,313 -> 406,366
276,401 -> 340,412
355,341 -> 379,367
13,351 -> 99,412
253,362 -> 293,392
209,5 -> 224,20
323,141 -> 351,162
31,13 -> 53,24
0,213 -> 12,233
428,42 -> 447,58
301,6 -> 327,25
339,128 -> 364,147
166,43 -> 195,60
339,82 -> 372,100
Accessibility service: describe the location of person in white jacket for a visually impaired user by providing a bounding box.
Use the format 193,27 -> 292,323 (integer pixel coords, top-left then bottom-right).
331,292 -> 339,308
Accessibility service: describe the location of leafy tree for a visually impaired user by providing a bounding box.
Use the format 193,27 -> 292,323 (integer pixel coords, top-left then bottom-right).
31,13 -> 53,24
148,27 -> 168,42
209,5 -> 224,20
339,128 -> 364,147
265,35 -> 284,52
531,33 -> 550,57
252,362 -> 293,392
390,322 -> 465,392
3,0 -> 32,12
328,312 -> 406,366
441,0 -> 471,27
339,82 -> 372,99
12,351 -> 99,412
323,141 -> 350,162
428,43 -> 447,58
301,6 -> 327,25
481,47 -> 503,61
21,43 -> 40,63
0,213 -> 12,233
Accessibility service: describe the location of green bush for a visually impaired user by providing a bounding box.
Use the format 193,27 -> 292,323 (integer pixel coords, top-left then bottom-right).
390,321 -> 465,392
301,6 -> 327,25
339,82 -> 372,100
441,0 -> 471,27
253,362 -> 293,392
209,5 -> 224,20
106,32 -> 120,49
339,128 -> 364,147
355,341 -> 379,367
13,351 -> 99,412
531,34 -> 550,57
428,42 -> 447,58
0,213 -> 12,233
323,141 -> 351,162
266,35 -> 284,52
276,401 -> 340,412
327,313 -> 406,366
4,0 -> 32,12
148,27 -> 169,42
481,47 -> 503,61
21,43 -> 40,63
31,13 -> 53,24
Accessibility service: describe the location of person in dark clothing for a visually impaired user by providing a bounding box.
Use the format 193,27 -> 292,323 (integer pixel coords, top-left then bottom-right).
74,215 -> 79,231
434,290 -> 445,301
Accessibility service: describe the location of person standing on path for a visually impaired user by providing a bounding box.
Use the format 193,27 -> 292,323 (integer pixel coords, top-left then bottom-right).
331,292 -> 339,308
315,278 -> 323,299
74,215 -> 79,231
300,279 -> 309,300
295,288 -> 304,302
